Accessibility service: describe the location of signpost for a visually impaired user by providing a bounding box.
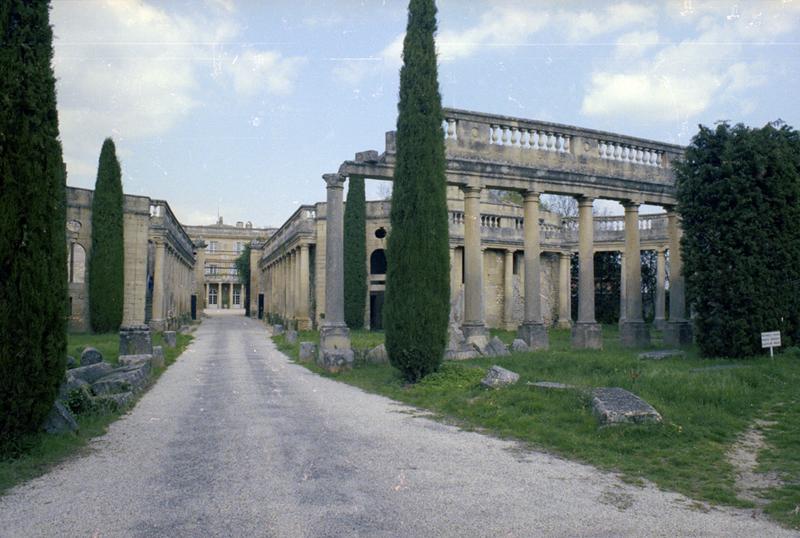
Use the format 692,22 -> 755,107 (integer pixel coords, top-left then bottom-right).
761,331 -> 781,358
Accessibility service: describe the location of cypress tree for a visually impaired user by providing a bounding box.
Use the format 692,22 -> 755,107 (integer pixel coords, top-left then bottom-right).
0,1 -> 68,441
384,0 -> 450,382
677,122 -> 800,357
343,176 -> 366,329
89,138 -> 124,333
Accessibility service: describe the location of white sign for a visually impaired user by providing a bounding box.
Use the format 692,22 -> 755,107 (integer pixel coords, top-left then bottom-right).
761,331 -> 781,357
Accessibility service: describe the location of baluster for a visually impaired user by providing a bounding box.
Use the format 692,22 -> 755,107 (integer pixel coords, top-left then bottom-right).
490,125 -> 498,144
643,149 -> 651,166
654,150 -> 662,167
500,126 -> 509,146
599,141 -> 607,158
510,127 -> 519,146
613,144 -> 622,161
447,119 -> 456,139
563,135 -> 571,153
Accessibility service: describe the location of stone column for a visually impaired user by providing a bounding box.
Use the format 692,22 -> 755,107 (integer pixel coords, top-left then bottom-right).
150,240 -> 166,331
557,252 -> 572,329
619,252 -> 626,322
449,247 -> 459,301
288,250 -> 295,322
664,209 -> 693,345
571,197 -> 602,348
319,173 -> 353,371
297,243 -> 311,330
461,186 -> 487,345
503,250 -> 515,331
518,191 -> 548,349
654,248 -> 666,330
619,201 -> 650,346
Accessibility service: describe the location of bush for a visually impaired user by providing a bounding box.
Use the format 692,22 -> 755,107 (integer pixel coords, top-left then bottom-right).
343,176 -> 366,328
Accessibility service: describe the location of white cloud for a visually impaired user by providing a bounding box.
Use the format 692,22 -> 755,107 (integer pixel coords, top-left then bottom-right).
557,3 -> 654,42
228,50 -> 306,96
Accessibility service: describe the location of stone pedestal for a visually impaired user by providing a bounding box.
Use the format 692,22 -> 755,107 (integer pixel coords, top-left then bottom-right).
119,325 -> 153,356
462,322 -> 489,349
556,319 -> 573,330
571,322 -> 602,349
619,321 -> 651,347
318,323 -> 354,373
517,322 -> 549,350
663,321 -> 693,347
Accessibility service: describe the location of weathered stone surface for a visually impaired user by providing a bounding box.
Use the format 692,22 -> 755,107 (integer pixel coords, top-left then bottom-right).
66,355 -> 78,369
298,342 -> 317,362
527,381 -> 577,391
317,349 -> 354,373
286,330 -> 298,345
70,362 -> 114,384
620,321 -> 651,348
367,344 -> 389,364
273,324 -> 285,335
572,322 -> 603,349
152,346 -> 165,369
119,354 -> 152,368
163,331 -> 177,348
483,337 -> 510,357
42,400 -> 78,434
591,387 -> 662,425
119,324 -> 153,355
58,371 -> 91,401
638,349 -> 685,360
80,347 -> 103,366
517,322 -> 549,350
663,321 -> 693,347
94,391 -> 135,411
355,150 -> 379,162
511,339 -> 530,353
91,364 -> 151,395
445,324 -> 480,360
481,365 -> 520,389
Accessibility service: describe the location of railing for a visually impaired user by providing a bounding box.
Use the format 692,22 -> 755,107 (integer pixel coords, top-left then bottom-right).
260,205 -> 316,261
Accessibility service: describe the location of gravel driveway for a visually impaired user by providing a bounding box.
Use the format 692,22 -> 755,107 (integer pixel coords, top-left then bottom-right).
0,315 -> 795,537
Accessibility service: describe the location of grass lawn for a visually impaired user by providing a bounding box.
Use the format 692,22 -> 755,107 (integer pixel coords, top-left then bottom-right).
273,325 -> 800,529
0,329 -> 193,496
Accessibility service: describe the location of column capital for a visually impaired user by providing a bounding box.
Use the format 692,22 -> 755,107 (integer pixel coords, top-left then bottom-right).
559,250 -> 572,259
576,196 -> 594,208
523,190 -> 540,202
505,248 -> 515,256
323,173 -> 346,189
462,185 -> 482,198
621,200 -> 641,210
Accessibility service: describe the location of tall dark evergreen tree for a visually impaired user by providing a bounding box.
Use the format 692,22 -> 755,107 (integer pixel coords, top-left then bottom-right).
384,0 -> 450,382
89,138 -> 124,333
343,176 -> 367,329
0,1 -> 68,441
677,122 -> 800,357
234,244 -> 251,316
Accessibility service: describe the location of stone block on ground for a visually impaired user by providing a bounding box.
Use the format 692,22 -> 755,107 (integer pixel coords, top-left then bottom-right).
445,324 -> 479,360
527,381 -> 577,391
94,391 -> 135,412
91,363 -> 151,395
118,354 -> 153,368
317,349 -> 354,373
70,362 -> 114,384
80,347 -> 103,366
58,371 -> 91,402
286,330 -> 298,345
66,355 -> 78,369
298,342 -> 317,362
42,400 -> 78,434
163,331 -> 177,348
119,324 -> 153,355
367,344 -> 388,364
591,387 -> 662,425
481,365 -> 520,389
151,346 -> 165,369
638,350 -> 685,360
511,339 -> 530,353
483,337 -> 510,357
273,324 -> 285,336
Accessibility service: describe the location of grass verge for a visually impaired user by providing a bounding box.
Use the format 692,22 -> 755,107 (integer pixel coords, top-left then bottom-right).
274,325 -> 800,529
0,329 -> 193,496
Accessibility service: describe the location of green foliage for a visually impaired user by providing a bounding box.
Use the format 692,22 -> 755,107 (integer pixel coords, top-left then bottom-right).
0,2 -> 68,441
384,0 -> 450,383
343,176 -> 366,328
89,138 -> 124,332
234,243 -> 251,315
677,122 -> 800,357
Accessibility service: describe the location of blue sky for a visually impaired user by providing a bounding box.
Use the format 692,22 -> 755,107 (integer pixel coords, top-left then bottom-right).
52,0 -> 800,226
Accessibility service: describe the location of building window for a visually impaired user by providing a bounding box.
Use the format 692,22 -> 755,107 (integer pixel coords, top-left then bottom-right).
235,241 -> 244,254
68,243 -> 86,283
370,249 -> 387,275
233,286 -> 241,306
209,286 -> 218,305
208,241 -> 218,253
206,264 -> 218,276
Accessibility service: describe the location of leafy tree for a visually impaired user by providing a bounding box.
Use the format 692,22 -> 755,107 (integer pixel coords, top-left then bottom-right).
234,243 -> 251,316
384,0 -> 450,382
89,139 -> 124,332
677,122 -> 800,357
343,176 -> 366,328
0,1 -> 68,442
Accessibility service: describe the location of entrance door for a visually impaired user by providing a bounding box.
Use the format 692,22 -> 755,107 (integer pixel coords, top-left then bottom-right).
370,292 -> 384,330
258,294 -> 264,319
191,294 -> 197,320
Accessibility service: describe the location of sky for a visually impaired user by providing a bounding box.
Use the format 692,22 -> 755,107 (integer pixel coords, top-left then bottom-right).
51,0 -> 800,227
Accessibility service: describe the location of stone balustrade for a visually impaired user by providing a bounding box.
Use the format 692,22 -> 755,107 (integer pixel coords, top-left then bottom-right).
260,205 -> 316,263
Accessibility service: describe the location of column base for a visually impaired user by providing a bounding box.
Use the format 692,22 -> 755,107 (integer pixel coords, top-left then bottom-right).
318,323 -> 353,373
296,317 -> 312,331
663,321 -> 693,347
556,318 -> 573,330
571,322 -> 603,349
619,320 -> 651,347
148,319 -> 166,332
461,322 -> 489,349
517,322 -> 549,350
653,317 -> 667,331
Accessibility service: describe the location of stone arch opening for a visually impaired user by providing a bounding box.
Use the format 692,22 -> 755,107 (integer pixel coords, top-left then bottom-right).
68,242 -> 86,283
370,249 -> 387,275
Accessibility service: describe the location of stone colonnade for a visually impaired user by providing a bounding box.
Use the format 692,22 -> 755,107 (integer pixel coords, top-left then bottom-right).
150,238 -> 194,331
320,175 -> 691,356
263,243 -> 311,330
